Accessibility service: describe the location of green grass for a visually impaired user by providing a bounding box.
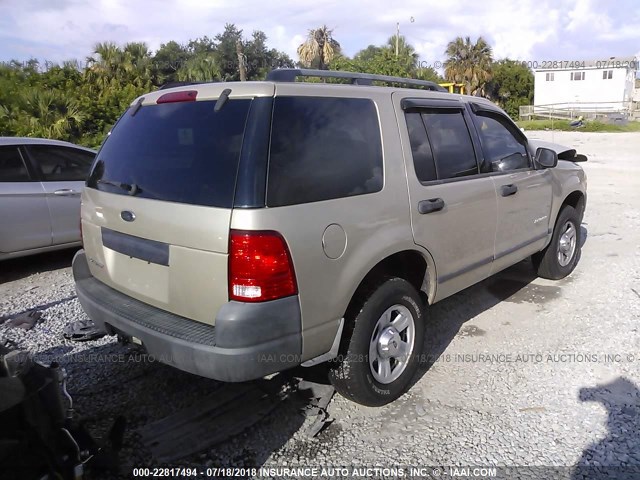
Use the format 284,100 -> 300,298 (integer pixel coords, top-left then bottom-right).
517,119 -> 640,132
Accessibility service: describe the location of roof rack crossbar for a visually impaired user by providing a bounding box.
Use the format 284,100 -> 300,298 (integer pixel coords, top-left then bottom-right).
266,68 -> 448,92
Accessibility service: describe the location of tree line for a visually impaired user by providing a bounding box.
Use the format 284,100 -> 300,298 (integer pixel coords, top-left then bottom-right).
0,24 -> 533,148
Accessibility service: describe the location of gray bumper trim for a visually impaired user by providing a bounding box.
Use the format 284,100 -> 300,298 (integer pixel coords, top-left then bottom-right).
72,250 -> 302,382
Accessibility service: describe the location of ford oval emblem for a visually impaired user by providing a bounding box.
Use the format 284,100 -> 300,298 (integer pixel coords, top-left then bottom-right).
120,211 -> 136,222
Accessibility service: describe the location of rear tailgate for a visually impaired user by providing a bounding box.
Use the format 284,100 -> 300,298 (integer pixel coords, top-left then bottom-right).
81,191 -> 229,325
81,83 -> 273,325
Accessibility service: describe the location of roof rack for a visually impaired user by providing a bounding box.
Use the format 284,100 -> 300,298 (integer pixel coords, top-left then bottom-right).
266,68 -> 447,92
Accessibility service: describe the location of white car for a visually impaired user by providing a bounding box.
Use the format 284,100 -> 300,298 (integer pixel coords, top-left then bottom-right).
0,137 -> 96,260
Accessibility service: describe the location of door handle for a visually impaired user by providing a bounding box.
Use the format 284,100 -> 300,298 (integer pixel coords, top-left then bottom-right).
53,189 -> 79,196
500,184 -> 518,197
418,198 -> 445,214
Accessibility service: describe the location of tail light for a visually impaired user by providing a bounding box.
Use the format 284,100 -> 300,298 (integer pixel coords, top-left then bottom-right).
229,230 -> 297,302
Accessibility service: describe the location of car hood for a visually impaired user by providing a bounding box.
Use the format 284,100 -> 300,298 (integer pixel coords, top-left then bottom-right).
528,139 -> 587,162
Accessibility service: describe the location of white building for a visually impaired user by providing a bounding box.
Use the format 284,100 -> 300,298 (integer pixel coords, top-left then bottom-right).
533,56 -> 637,113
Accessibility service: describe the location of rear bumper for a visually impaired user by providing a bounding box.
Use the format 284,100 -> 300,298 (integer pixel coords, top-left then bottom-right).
72,250 -> 302,382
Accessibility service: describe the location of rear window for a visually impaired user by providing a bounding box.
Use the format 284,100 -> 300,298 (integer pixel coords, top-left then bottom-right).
0,146 -> 30,182
28,145 -> 94,181
267,96 -> 383,207
88,99 -> 251,208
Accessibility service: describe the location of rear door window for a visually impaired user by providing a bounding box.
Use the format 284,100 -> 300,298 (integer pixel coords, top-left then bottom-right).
0,146 -> 30,182
27,145 -> 95,181
88,99 -> 252,208
267,96 -> 383,207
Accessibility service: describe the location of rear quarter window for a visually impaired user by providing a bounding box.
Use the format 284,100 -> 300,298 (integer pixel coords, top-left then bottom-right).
267,96 -> 383,207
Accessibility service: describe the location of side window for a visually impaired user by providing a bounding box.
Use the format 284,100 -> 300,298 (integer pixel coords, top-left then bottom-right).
405,112 -> 437,182
421,109 -> 478,180
28,145 -> 95,181
0,146 -> 30,182
267,96 -> 383,207
473,113 -> 530,173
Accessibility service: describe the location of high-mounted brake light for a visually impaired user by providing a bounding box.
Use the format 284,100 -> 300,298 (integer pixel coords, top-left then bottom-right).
229,230 -> 298,302
156,90 -> 198,104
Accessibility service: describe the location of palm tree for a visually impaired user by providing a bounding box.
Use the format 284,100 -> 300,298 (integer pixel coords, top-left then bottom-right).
85,42 -> 125,91
4,89 -> 84,139
123,42 -> 153,88
297,26 -> 340,70
444,36 -> 493,95
176,55 -> 220,82
385,34 -> 419,73
85,42 -> 152,92
387,35 -> 418,62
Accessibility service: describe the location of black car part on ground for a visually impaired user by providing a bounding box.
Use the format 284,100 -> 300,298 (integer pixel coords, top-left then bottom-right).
63,319 -> 107,342
0,344 -> 125,479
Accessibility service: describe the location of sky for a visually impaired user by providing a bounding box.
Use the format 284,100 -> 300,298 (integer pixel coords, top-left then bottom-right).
0,0 -> 639,69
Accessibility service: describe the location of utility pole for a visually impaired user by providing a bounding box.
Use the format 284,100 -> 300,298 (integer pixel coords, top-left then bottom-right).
395,22 -> 399,57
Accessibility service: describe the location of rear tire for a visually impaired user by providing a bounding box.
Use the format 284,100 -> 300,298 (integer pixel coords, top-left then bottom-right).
328,277 -> 424,406
532,205 -> 581,280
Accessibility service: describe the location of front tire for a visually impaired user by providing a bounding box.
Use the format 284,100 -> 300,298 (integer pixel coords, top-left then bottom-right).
532,205 -> 582,280
328,277 -> 425,406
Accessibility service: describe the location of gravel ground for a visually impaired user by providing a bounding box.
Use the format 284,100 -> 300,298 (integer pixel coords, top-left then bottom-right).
1,131 -> 639,479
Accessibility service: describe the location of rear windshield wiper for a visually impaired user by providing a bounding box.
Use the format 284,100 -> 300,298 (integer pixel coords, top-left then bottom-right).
214,88 -> 232,112
97,179 -> 142,196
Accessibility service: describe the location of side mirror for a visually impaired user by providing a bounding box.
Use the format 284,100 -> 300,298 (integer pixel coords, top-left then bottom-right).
534,147 -> 558,168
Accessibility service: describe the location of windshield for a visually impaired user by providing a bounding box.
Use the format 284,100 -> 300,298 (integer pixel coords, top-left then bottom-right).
87,98 -> 252,208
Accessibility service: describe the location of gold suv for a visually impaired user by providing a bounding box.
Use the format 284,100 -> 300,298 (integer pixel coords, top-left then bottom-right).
73,69 -> 587,406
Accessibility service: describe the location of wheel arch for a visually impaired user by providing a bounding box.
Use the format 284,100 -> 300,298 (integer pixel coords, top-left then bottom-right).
561,190 -> 586,222
344,248 -> 437,320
